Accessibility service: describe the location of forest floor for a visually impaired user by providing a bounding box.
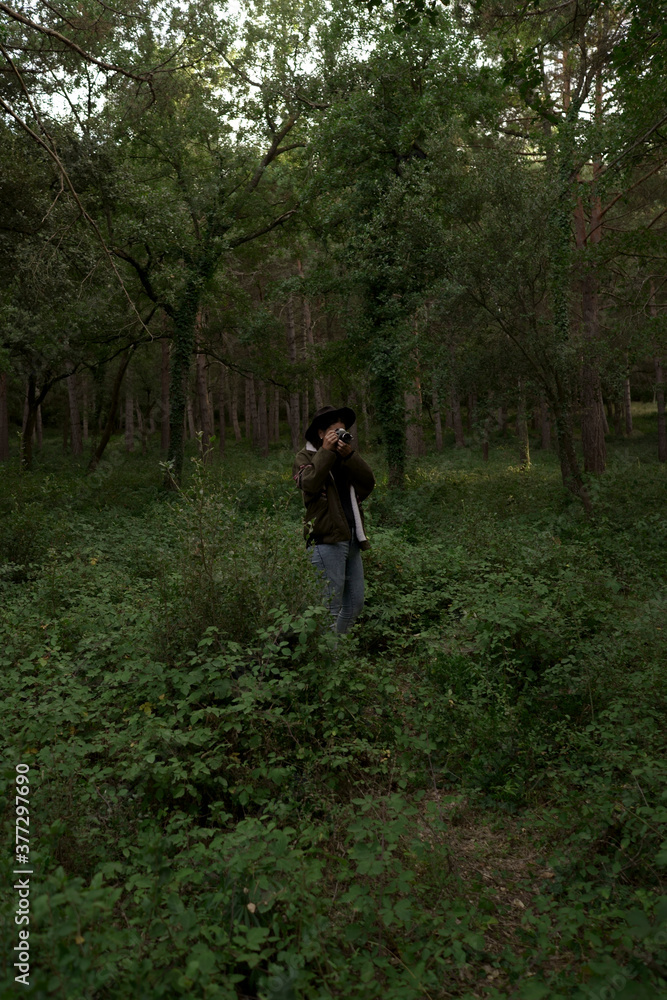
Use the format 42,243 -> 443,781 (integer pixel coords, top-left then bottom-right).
1,410 -> 666,1000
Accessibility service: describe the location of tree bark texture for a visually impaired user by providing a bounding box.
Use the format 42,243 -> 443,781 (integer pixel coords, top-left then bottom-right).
186,396 -> 196,441
405,387 -> 425,457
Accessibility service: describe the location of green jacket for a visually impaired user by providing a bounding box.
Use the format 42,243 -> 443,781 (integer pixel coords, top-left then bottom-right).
293,443 -> 375,550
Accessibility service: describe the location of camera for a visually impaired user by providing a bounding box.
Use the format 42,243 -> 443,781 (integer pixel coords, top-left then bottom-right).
335,427 -> 353,444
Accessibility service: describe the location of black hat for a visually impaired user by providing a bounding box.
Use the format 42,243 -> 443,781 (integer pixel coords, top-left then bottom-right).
305,404 -> 357,445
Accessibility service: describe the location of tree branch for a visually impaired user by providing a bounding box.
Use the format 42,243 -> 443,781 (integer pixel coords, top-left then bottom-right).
0,0 -> 156,94
228,206 -> 299,249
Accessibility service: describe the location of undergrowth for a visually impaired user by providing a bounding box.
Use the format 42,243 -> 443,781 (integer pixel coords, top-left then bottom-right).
1,433 -> 666,999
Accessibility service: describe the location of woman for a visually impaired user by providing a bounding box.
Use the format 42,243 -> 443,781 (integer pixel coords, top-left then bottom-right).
293,405 -> 375,634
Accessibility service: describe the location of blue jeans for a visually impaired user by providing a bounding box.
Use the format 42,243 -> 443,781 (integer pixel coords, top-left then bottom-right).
309,529 -> 365,634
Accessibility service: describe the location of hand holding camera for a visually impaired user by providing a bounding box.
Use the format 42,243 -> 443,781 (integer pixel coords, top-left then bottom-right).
322,426 -> 353,456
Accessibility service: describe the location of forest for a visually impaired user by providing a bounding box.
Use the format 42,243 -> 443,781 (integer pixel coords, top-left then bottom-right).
1,0 -> 666,996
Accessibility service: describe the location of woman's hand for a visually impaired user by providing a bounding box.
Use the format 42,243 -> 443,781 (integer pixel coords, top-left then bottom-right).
322,427 -> 353,457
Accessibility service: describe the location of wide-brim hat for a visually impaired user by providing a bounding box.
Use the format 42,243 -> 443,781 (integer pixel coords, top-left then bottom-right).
305,404 -> 357,445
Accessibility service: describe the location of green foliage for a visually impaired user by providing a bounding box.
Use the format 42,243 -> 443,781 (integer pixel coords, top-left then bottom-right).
1,440 -> 667,997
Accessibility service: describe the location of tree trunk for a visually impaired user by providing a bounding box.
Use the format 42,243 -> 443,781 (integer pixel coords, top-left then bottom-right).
89,350 -> 134,472
36,405 -> 43,451
230,371 -> 242,442
302,389 -> 310,440
244,377 -> 253,440
576,179 -> 606,474
552,390 -> 592,513
298,259 -> 324,411
67,373 -> 83,456
286,297 -> 301,450
481,397 -> 492,462
624,376 -> 633,436
125,377 -> 134,452
405,387 -> 425,456
580,360 -> 606,474
218,367 -> 226,458
656,357 -> 666,464
166,281 -> 201,487
451,388 -> 465,447
613,399 -> 623,437
258,381 -> 269,457
270,385 -> 280,442
362,395 -> 370,448
22,376 -> 39,469
467,392 -> 476,434
62,403 -> 69,453
649,285 -> 665,462
248,377 -> 259,447
516,384 -> 530,468
136,402 -> 148,455
347,391 -> 358,446
195,343 -> 212,459
432,384 -> 443,452
601,398 -> 610,436
82,375 -> 89,442
497,406 -> 506,435
540,396 -> 551,450
532,406 -> 540,434
186,396 -> 196,441
0,372 -> 9,461
22,385 -> 29,438
161,337 -> 170,452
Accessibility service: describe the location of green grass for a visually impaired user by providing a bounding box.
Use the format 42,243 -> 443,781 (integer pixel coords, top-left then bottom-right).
1,420 -> 666,999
